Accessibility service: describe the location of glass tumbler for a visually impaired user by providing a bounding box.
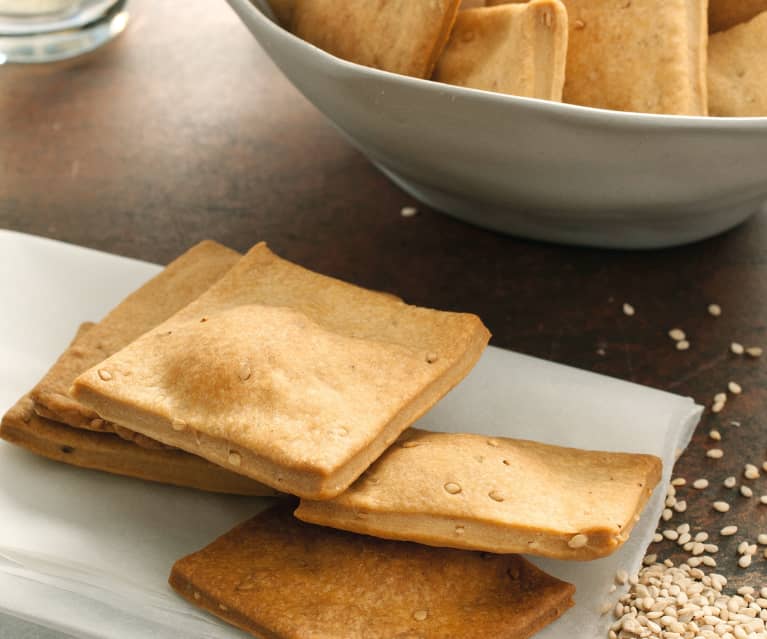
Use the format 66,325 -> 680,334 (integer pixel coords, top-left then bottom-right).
0,0 -> 128,64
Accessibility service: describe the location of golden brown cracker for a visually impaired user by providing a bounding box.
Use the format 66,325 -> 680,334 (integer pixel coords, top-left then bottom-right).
169,505 -> 575,639
562,0 -> 708,115
72,243 -> 490,500
292,0 -> 462,78
709,10 -> 767,116
296,429 -> 662,560
435,0 -> 568,101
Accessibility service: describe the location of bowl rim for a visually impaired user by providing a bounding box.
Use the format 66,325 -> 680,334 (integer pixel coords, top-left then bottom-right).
229,0 -> 767,131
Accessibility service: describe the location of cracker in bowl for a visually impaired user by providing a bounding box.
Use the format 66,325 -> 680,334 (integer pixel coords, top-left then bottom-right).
435,0 -> 568,101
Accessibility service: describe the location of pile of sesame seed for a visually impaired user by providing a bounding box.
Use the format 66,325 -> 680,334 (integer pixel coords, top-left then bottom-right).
607,302 -> 767,638
608,563 -> 767,639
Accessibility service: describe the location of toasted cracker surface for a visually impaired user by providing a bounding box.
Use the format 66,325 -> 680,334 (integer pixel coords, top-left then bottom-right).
169,505 -> 575,639
296,428 -> 662,560
72,243 -> 490,499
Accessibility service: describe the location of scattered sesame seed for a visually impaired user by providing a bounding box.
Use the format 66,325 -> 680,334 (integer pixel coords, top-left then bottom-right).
400,206 -> 418,218
724,476 -> 737,488
668,328 -> 686,341
706,448 -> 724,459
677,523 -> 690,534
741,485 -> 753,498
486,438 -> 500,447
678,532 -> 692,545
227,452 -> 241,466
444,482 -> 462,495
731,342 -> 745,355
652,533 -> 662,543
412,609 -> 428,621
761,495 -> 767,505
694,532 -> 709,542
622,303 -> 635,316
692,478 -> 709,489
488,489 -> 505,502
728,381 -> 742,395
615,569 -> 628,585
720,525 -> 738,536
568,534 -> 589,549
671,477 -> 687,486
708,429 -> 721,441
711,401 -> 725,413
714,392 -> 727,403
663,529 -> 679,541
673,500 -> 687,513
746,346 -> 763,358
97,369 -> 112,381
661,508 -> 673,521
739,554 -> 752,568
171,418 -> 187,432
713,501 -> 730,513
676,340 -> 690,351
425,352 -> 438,364
745,464 -> 760,479
758,534 -> 767,545
708,303 -> 722,316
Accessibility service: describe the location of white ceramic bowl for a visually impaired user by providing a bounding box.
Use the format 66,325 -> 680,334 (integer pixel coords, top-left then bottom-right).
227,0 -> 767,248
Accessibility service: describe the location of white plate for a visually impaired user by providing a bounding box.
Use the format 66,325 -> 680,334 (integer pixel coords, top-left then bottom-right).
225,0 -> 767,249
0,230 -> 701,638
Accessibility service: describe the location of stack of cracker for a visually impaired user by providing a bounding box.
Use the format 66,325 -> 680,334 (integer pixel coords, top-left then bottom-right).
1,241 -> 277,495
272,0 -> 767,116
3,239 -> 665,638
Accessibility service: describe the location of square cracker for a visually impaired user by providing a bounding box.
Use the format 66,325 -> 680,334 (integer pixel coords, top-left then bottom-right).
30,240 -> 240,444
0,395 -> 278,496
72,243 -> 490,500
291,0 -> 462,79
709,0 -> 767,32
708,10 -> 767,117
296,429 -> 662,560
434,1 -> 568,101
169,505 -> 575,639
561,0 -> 708,115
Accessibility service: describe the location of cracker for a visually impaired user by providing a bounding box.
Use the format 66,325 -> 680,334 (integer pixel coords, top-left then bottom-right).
708,10 -> 767,117
291,0 -> 462,79
709,0 -> 767,32
169,505 -> 575,639
296,429 -> 662,560
0,395 -> 278,496
434,1 -> 568,101
72,243 -> 490,500
561,0 -> 708,115
30,240 -> 240,445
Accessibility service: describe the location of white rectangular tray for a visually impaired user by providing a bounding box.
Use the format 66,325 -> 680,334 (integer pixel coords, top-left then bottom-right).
0,230 -> 702,639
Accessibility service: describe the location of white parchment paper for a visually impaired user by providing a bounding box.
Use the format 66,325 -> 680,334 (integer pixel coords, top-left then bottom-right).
0,231 -> 701,638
